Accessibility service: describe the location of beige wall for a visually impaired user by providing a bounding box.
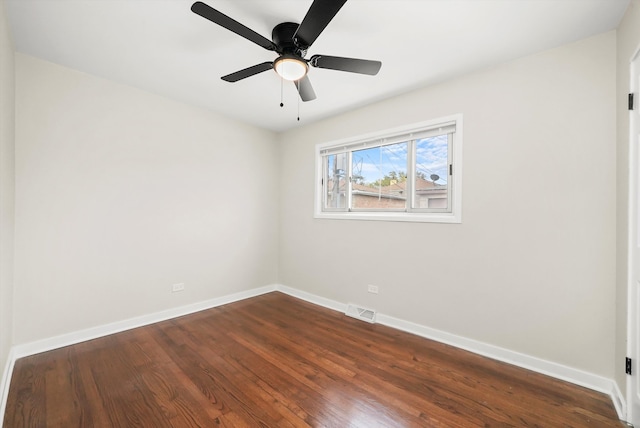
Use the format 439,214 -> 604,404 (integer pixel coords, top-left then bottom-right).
616,0 -> 640,401
2,7 -> 626,397
13,54 -> 280,344
0,0 -> 14,373
279,32 -> 617,377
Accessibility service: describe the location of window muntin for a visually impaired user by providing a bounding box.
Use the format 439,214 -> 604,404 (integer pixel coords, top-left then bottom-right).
316,115 -> 462,223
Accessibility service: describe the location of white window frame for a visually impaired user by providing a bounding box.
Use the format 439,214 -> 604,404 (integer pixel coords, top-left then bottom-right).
314,114 -> 463,223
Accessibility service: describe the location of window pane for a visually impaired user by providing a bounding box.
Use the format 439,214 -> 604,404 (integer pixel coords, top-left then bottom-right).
351,142 -> 408,210
413,135 -> 449,210
324,153 -> 348,210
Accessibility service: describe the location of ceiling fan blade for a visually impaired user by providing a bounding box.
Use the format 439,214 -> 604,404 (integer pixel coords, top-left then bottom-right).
191,2 -> 276,51
221,62 -> 273,82
310,55 -> 381,75
293,0 -> 347,49
295,75 -> 317,102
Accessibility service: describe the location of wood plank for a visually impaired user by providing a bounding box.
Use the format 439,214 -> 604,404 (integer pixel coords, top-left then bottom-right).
44,347 -> 94,426
3,291 -> 626,427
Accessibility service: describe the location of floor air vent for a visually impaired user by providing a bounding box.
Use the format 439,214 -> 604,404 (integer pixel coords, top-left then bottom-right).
346,304 -> 377,323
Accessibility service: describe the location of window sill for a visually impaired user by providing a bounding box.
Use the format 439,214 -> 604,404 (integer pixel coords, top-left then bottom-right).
314,211 -> 461,224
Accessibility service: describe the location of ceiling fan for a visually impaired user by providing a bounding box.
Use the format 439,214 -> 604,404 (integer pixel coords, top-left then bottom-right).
191,0 -> 382,102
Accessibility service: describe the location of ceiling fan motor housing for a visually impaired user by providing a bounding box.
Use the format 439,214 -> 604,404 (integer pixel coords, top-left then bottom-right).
272,22 -> 306,57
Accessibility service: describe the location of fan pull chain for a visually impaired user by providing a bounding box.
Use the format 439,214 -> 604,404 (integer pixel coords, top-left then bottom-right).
297,92 -> 300,121
280,77 -> 284,107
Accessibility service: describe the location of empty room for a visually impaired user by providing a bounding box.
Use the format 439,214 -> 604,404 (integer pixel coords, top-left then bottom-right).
1,0 -> 640,426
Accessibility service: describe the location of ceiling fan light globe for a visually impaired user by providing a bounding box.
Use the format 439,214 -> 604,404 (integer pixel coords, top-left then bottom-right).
274,57 -> 308,81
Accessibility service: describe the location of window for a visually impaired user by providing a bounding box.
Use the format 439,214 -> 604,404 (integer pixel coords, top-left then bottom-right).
315,115 -> 462,223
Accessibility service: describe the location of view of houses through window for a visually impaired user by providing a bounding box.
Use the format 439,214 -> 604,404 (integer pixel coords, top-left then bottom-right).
316,116 -> 462,222
323,134 -> 451,212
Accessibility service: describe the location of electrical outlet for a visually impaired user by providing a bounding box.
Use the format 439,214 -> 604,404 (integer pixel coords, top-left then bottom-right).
172,283 -> 185,292
367,284 -> 379,294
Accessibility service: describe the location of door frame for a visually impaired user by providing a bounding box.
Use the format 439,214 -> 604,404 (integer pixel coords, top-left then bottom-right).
627,42 -> 640,425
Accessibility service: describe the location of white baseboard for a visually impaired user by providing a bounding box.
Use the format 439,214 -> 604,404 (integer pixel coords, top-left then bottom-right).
274,285 -> 627,421
611,380 -> 626,422
276,285 -> 348,313
0,346 -> 16,428
0,284 -> 627,423
0,284 -> 277,426
376,312 -> 626,420
11,284 -> 276,359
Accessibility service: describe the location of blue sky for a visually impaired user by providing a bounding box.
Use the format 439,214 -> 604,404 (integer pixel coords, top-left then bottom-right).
352,135 -> 449,185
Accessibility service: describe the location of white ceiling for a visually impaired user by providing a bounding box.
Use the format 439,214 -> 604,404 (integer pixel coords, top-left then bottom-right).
5,0 -> 630,132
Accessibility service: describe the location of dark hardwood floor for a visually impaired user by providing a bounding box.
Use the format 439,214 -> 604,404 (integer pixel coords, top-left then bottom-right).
4,292 -> 625,427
